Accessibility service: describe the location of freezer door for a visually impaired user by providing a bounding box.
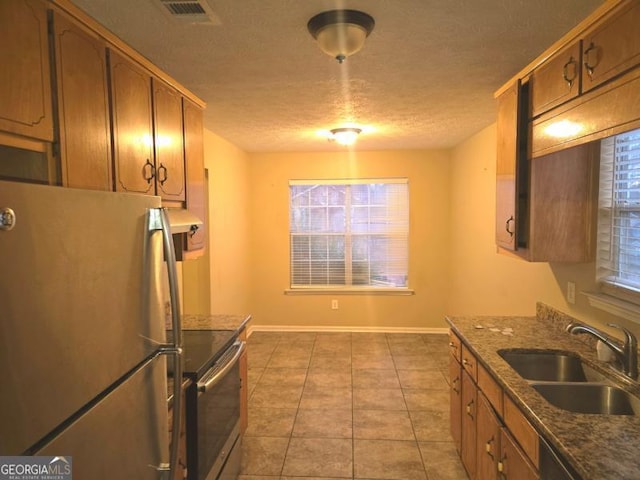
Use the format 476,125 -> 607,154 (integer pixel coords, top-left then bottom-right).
0,181 -> 166,454
36,355 -> 169,479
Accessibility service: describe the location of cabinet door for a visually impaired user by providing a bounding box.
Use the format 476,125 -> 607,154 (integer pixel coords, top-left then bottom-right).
477,393 -> 500,480
153,79 -> 185,201
450,354 -> 462,453
53,12 -> 112,191
0,0 -> 53,141
109,49 -> 155,195
495,82 -> 520,251
183,99 -> 206,253
461,370 -> 477,479
530,42 -> 581,117
582,1 -> 640,93
499,429 -> 539,480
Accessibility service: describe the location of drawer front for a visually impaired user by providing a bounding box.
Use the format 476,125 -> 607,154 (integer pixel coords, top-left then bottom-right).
504,394 -> 539,468
478,362 -> 503,418
461,345 -> 477,382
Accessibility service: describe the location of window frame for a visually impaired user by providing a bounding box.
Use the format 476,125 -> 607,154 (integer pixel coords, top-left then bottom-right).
287,178 -> 413,295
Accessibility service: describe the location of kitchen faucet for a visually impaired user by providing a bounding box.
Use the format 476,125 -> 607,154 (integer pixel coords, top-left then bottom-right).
566,322 -> 638,380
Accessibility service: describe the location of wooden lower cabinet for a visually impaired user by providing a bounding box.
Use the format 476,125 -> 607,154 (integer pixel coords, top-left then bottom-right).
450,354 -> 462,453
477,392 -> 501,480
450,330 -> 541,480
499,429 -> 539,480
461,370 -> 477,479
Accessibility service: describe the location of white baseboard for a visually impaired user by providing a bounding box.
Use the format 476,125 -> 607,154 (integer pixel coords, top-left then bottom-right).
246,324 -> 448,337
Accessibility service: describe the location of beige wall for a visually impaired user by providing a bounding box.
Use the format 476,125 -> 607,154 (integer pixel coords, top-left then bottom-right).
182,129 -> 252,315
248,150 -> 452,330
448,123 -> 632,335
185,123 -> 637,336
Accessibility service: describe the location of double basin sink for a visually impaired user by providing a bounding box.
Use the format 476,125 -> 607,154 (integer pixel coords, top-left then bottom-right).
498,350 -> 640,415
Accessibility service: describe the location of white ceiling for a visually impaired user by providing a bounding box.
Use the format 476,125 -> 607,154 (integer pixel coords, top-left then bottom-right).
70,0 -> 603,153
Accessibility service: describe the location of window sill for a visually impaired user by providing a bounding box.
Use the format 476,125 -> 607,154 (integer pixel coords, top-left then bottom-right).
582,291 -> 640,323
285,288 -> 415,296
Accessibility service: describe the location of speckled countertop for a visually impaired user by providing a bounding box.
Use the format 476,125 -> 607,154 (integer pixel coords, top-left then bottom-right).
181,313 -> 251,334
447,303 -> 640,480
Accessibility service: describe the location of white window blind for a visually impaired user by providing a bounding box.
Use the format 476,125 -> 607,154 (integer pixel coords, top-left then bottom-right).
289,179 -> 409,289
597,128 -> 640,302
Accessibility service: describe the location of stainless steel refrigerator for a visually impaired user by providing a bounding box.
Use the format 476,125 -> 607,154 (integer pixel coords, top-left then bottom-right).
0,180 -> 188,479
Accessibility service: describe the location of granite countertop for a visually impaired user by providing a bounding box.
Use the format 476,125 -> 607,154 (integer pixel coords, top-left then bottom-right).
447,304 -> 640,480
181,313 -> 251,334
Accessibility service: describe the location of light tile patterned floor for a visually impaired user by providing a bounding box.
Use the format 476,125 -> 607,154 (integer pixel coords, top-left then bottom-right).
239,332 -> 468,480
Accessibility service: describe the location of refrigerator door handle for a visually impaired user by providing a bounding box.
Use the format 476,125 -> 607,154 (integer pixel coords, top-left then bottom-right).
149,208 -> 183,480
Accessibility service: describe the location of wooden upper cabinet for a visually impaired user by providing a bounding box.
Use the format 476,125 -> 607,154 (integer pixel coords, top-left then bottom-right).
530,41 -> 581,117
527,142 -> 597,262
495,82 -> 520,251
0,0 -> 53,141
183,99 -> 206,253
52,11 -> 112,191
109,49 -> 155,195
581,1 -> 640,93
152,79 -> 185,202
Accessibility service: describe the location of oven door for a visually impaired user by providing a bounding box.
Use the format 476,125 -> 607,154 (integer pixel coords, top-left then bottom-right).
188,339 -> 245,480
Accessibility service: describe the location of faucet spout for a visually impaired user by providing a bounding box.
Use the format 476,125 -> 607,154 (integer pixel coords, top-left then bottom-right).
566,322 -> 638,380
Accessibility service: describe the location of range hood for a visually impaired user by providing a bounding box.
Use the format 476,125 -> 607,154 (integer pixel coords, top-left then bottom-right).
166,208 -> 203,234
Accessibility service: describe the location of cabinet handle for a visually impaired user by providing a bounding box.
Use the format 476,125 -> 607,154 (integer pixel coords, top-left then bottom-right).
158,163 -> 168,185
142,159 -> 155,184
584,42 -> 598,78
485,435 -> 495,459
562,56 -> 577,88
498,452 -> 507,479
466,399 -> 474,419
505,216 -> 514,237
452,376 -> 460,394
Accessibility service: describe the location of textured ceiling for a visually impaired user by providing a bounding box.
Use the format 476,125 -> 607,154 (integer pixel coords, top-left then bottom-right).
70,0 -> 603,152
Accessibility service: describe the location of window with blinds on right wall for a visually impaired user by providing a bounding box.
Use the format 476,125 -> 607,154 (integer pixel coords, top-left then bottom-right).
597,127 -> 640,305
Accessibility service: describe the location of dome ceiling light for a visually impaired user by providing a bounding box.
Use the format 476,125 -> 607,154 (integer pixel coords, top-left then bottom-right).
329,127 -> 362,146
307,10 -> 375,63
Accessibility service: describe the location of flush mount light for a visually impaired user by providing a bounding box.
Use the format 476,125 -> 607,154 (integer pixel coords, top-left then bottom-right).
307,10 -> 375,63
329,127 -> 362,146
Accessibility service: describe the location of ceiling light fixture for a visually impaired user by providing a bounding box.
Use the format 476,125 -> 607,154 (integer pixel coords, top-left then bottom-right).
307,10 -> 375,63
329,127 -> 362,146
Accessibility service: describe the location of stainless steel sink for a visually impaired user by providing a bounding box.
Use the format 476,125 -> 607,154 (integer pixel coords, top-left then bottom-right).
498,349 -> 603,382
531,383 -> 640,415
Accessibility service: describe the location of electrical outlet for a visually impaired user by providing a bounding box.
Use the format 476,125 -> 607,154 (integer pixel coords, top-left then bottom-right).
331,299 -> 339,310
567,281 -> 576,304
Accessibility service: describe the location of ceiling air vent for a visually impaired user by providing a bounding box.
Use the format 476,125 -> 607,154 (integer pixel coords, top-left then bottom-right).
157,0 -> 221,25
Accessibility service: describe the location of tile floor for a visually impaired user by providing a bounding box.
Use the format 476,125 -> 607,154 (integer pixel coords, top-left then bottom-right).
240,331 -> 468,480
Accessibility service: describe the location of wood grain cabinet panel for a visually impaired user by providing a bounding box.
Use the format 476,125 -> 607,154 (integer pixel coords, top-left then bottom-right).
109,49 -> 155,196
581,1 -> 640,93
52,11 -> 112,191
477,392 -> 501,480
530,41 -> 581,117
183,99 -> 206,253
499,428 -> 539,480
450,354 -> 462,454
461,370 -> 477,479
0,0 -> 53,141
495,82 -> 520,251
152,79 -> 185,201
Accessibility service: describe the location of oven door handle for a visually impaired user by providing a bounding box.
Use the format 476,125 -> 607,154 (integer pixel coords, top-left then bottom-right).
197,340 -> 246,393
